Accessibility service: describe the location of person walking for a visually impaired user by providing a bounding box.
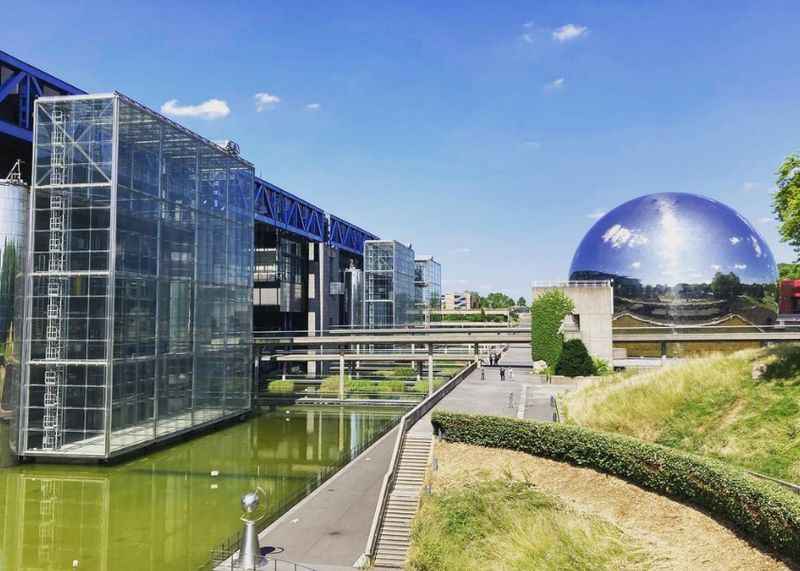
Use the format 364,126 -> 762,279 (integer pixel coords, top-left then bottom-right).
509,368 -> 514,381
499,367 -> 506,381
480,366 -> 485,381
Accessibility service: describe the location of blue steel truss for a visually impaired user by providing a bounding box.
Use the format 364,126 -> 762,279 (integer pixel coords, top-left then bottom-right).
1,50 -> 378,254
254,176 -> 326,242
327,214 -> 378,256
0,50 -> 85,142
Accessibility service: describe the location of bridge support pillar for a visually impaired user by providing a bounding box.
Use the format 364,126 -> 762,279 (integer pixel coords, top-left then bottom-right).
474,343 -> 479,362
428,345 -> 434,395
339,355 -> 345,400
282,362 -> 287,381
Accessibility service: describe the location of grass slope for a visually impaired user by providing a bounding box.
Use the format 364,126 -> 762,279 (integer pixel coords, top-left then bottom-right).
408,478 -> 649,571
564,346 -> 800,481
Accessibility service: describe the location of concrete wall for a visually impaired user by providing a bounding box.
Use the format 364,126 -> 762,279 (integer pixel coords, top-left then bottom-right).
531,283 -> 614,364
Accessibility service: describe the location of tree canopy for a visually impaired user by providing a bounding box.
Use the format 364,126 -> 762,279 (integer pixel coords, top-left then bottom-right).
773,154 -> 800,259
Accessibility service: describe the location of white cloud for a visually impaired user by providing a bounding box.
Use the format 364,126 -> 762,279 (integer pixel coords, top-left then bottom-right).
711,264 -> 722,271
254,92 -> 281,111
750,235 -> 762,257
553,24 -> 588,42
602,224 -> 648,248
586,210 -> 606,220
734,263 -> 747,270
521,32 -> 534,44
545,77 -> 565,90
757,216 -> 775,225
161,98 -> 230,120
729,236 -> 741,245
630,261 -> 641,269
305,102 -> 321,111
523,20 -> 535,29
524,140 -> 542,149
450,247 -> 472,255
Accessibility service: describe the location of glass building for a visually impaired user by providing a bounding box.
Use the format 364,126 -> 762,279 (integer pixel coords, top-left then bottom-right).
414,256 -> 441,310
363,240 -> 415,328
15,92 -> 254,460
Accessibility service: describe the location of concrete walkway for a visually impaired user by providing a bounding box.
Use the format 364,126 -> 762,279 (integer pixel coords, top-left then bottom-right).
252,425 -> 399,570
248,346 -> 574,570
410,346 -> 574,438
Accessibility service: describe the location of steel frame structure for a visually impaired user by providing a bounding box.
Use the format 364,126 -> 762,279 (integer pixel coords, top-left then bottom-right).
0,50 -> 85,142
254,177 -> 325,242
327,214 -> 378,257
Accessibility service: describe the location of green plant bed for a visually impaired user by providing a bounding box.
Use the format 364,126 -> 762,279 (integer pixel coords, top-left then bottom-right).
432,412 -> 800,562
266,380 -> 294,394
412,379 -> 445,394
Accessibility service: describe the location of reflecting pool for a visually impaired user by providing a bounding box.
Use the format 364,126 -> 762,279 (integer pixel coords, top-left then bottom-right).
0,405 -> 405,570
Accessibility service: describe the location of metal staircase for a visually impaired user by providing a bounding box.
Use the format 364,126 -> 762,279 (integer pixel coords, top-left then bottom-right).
43,108 -> 67,451
373,434 -> 432,569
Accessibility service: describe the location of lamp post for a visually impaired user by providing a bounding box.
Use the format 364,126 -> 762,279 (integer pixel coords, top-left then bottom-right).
237,489 -> 267,570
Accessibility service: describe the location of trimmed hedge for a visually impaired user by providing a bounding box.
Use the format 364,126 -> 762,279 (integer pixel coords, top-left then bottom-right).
432,412 -> 800,561
556,339 -> 595,377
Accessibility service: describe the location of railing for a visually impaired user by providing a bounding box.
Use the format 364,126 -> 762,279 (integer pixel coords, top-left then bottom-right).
359,360 -> 477,567
550,395 -> 562,423
747,471 -> 800,495
198,411 -> 401,571
531,280 -> 613,288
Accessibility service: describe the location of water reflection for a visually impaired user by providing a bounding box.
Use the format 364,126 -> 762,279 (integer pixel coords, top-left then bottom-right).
0,405 -> 404,571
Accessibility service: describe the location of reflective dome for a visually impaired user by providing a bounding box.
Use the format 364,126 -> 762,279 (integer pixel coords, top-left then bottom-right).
569,192 -> 778,325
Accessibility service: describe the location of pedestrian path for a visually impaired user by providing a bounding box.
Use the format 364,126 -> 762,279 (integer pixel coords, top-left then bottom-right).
410,346 -> 574,438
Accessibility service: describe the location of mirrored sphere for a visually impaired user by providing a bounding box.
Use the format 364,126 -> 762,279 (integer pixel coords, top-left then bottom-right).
569,192 -> 778,325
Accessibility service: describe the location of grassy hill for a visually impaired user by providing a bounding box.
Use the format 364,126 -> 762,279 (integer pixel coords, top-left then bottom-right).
563,346 -> 800,481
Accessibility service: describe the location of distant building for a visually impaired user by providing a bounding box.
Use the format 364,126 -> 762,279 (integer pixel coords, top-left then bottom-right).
441,292 -> 477,311
414,256 -> 441,310
364,241 -> 415,327
779,279 -> 800,315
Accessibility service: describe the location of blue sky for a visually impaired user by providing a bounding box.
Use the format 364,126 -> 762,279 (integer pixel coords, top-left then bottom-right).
6,1 -> 799,299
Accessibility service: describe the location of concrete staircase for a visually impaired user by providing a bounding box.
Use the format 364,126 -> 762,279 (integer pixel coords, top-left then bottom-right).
372,434 -> 433,569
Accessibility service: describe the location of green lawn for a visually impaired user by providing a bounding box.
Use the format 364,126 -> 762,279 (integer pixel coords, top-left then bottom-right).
564,346 -> 800,481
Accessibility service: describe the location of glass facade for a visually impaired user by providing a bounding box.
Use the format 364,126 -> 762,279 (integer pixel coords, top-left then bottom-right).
17,93 -> 254,460
364,240 -> 415,328
414,256 -> 441,310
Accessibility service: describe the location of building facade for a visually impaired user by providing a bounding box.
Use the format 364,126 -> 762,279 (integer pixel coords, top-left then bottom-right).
441,291 -> 476,311
363,240 -> 415,328
414,256 -> 441,310
15,92 -> 254,460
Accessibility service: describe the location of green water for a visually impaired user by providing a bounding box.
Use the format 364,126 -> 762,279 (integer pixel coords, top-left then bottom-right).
0,405 -> 405,571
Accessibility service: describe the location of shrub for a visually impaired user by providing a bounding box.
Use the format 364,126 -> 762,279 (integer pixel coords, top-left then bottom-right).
267,380 -> 294,394
432,412 -> 800,562
319,375 -> 352,394
556,339 -> 596,377
531,290 -> 574,370
413,379 -> 445,393
378,380 -> 406,393
592,356 -> 611,376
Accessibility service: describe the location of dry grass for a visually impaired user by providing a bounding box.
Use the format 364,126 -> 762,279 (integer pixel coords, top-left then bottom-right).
423,441 -> 789,570
562,348 -> 800,480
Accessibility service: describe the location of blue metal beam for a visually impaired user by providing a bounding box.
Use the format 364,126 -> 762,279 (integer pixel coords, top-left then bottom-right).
254,177 -> 326,242
326,214 -> 379,256
0,50 -> 84,142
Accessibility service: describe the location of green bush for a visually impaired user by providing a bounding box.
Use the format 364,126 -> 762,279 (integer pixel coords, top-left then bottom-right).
431,412 -> 800,562
267,380 -> 294,394
413,379 -> 445,393
378,380 -> 406,393
592,356 -> 611,376
319,375 -> 352,394
556,339 -> 596,377
531,290 -> 574,370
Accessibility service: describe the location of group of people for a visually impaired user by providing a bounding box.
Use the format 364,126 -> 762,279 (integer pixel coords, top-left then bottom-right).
479,350 -> 513,382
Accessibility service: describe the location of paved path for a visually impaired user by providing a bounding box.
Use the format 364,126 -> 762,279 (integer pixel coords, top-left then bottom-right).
250,425 -> 399,570
246,345 -> 574,570
410,346 -> 575,438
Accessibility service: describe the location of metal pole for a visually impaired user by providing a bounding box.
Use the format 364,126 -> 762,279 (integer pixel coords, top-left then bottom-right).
339,354 -> 345,400
428,345 -> 433,395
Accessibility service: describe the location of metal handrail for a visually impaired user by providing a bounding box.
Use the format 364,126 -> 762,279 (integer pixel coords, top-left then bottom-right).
360,360 -> 476,566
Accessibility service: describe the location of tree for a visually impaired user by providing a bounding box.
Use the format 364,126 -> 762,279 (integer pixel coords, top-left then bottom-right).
516,296 -> 527,307
779,263 -> 800,280
556,339 -> 596,377
531,290 -> 574,370
773,154 -> 800,258
710,271 -> 742,301
483,292 -> 515,308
